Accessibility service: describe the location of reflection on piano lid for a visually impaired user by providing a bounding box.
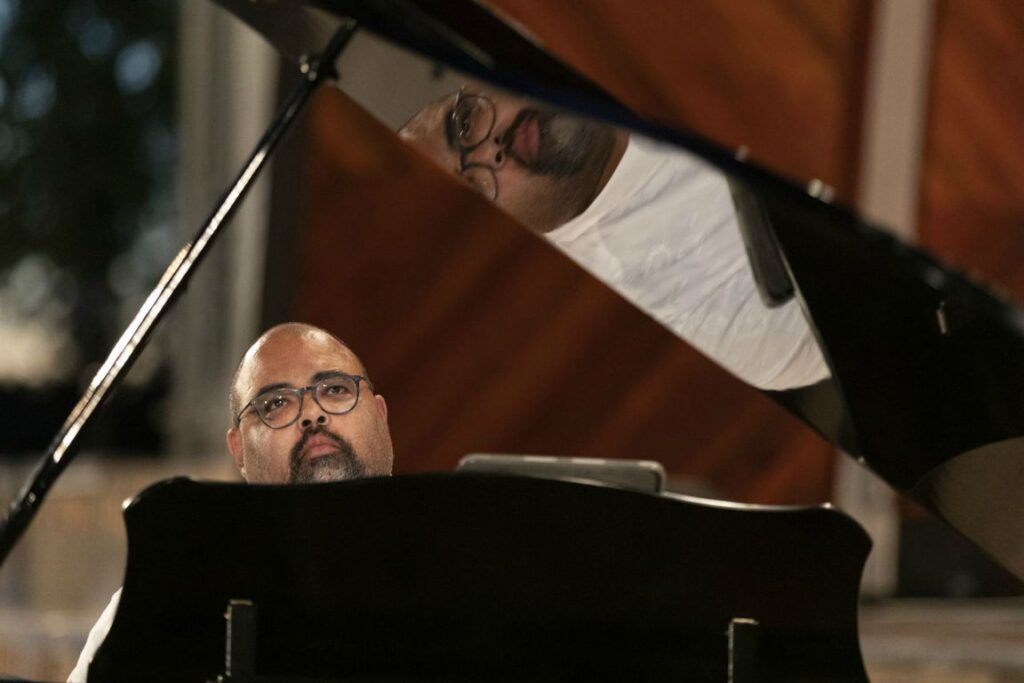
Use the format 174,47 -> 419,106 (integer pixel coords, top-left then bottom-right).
210,0 -> 1024,580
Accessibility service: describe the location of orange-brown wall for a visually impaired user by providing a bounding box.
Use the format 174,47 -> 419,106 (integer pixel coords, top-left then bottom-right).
919,0 -> 1024,303
289,1 -> 876,504
486,0 -> 872,198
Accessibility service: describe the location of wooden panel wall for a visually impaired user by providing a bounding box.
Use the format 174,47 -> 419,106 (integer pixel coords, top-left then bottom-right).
290,1 -> 873,504
919,0 -> 1024,302
487,0 -> 871,198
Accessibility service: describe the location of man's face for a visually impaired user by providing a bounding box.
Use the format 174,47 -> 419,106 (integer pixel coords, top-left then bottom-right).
227,329 -> 394,484
399,84 -> 618,233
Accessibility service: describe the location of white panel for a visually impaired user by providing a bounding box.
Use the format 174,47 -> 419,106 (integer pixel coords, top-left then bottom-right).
168,0 -> 277,459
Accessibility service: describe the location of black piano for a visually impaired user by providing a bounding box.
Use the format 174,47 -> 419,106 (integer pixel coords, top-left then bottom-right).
2,1 -> 1022,681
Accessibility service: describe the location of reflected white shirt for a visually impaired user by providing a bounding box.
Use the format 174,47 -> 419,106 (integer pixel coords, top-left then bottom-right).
545,136 -> 829,391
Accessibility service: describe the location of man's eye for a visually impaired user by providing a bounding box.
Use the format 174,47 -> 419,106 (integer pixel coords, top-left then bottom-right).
260,394 -> 292,414
323,382 -> 352,396
454,109 -> 473,139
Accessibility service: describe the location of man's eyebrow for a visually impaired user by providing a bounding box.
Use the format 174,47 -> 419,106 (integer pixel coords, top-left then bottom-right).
311,370 -> 350,383
251,382 -> 290,399
250,370 -> 353,401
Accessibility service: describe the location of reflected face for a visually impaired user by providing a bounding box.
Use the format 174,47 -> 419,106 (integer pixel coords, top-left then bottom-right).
400,84 -> 621,232
227,328 -> 394,484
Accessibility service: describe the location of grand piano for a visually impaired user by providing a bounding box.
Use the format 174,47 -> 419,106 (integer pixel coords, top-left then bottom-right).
199,0 -> 1024,585
2,1 -> 1022,681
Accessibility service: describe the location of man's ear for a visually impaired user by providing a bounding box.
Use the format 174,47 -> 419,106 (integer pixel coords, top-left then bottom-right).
226,427 -> 246,479
374,394 -> 388,422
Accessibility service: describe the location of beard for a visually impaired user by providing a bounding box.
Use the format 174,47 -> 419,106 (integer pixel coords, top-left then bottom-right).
505,108 -> 616,179
289,426 -> 367,484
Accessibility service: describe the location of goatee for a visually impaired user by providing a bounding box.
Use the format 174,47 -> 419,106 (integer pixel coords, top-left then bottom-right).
289,426 -> 366,484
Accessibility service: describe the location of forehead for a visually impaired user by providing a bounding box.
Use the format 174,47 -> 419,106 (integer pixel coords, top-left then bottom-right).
239,331 -> 362,395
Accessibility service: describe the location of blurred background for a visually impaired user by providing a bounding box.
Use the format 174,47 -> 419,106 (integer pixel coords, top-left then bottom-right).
1,0 -> 1022,680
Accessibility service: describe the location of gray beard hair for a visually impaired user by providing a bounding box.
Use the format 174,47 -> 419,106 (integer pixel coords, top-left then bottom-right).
288,427 -> 367,484
508,109 -> 614,180
529,114 -> 602,177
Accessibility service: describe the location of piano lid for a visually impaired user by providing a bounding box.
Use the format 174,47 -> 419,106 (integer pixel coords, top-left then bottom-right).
210,0 -> 1024,580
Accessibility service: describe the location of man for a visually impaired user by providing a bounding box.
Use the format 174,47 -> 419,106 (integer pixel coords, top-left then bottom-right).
227,321 -> 393,483
68,322 -> 393,682
399,84 -> 629,234
400,84 -> 830,391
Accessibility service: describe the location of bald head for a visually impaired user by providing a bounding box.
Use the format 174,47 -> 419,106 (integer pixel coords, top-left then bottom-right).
229,323 -> 365,422
226,322 -> 393,484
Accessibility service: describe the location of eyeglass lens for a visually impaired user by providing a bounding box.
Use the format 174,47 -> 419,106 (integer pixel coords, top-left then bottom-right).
253,376 -> 359,428
454,94 -> 494,147
453,93 -> 499,201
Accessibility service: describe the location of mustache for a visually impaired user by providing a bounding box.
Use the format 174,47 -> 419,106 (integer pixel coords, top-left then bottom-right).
288,425 -> 361,483
500,108 -> 542,163
501,107 -> 594,178
501,108 -> 535,145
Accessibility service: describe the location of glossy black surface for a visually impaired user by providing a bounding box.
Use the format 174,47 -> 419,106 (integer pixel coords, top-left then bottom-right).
760,187 -> 1024,485
90,475 -> 869,682
757,186 -> 1024,577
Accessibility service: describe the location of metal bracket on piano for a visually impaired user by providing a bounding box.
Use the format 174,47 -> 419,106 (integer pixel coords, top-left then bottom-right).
728,617 -> 760,683
214,599 -> 258,683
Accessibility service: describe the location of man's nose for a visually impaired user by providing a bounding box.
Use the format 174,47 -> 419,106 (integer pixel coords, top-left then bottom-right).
464,133 -> 508,169
299,395 -> 328,429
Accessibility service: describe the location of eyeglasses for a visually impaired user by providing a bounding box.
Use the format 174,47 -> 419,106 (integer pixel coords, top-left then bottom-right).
235,374 -> 373,429
451,89 -> 499,201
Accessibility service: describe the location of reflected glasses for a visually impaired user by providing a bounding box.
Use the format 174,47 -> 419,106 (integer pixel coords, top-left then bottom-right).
452,89 -> 499,201
235,373 -> 372,429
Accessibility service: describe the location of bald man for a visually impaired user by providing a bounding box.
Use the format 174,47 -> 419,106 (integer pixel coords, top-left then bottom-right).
69,323 -> 392,682
228,322 -> 394,484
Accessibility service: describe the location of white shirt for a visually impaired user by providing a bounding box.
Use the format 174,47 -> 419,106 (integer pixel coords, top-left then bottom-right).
545,136 -> 829,391
67,588 -> 120,682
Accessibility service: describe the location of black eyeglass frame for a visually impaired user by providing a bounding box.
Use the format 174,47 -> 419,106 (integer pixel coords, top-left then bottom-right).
451,88 -> 500,201
234,373 -> 374,429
